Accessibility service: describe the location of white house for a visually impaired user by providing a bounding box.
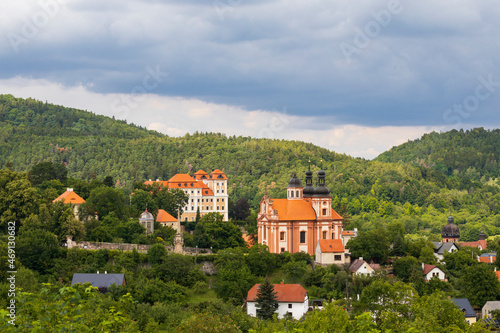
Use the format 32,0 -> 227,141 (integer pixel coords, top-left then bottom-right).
315,239 -> 349,265
349,258 -> 377,275
482,301 -> 500,319
433,242 -> 459,261
422,264 -> 447,281
246,282 -> 308,320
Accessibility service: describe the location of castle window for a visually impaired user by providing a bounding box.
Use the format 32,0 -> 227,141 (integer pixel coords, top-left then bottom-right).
332,233 -> 335,239
296,190 -> 299,197
217,190 -> 219,193
322,208 -> 327,215
222,206 -> 224,210
191,217 -> 194,221
322,231 -> 327,239
178,183 -> 181,187
217,206 -> 219,210
221,199 -> 224,202
211,199 -> 213,202
191,199 -> 194,203
334,255 -> 342,261
281,248 -> 285,253
290,191 -> 294,198
300,231 -> 306,244
217,199 -> 219,202
222,190 -> 224,193
206,206 -> 209,210
280,232 -> 285,241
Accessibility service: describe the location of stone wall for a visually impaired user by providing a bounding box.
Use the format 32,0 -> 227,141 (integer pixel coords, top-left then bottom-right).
66,236 -> 212,254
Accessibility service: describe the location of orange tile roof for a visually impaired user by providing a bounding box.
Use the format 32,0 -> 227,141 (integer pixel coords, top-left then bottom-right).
210,169 -> 228,180
247,283 -> 307,303
168,174 -> 197,183
194,170 -> 209,180
242,234 -> 255,247
53,189 -> 86,204
272,199 -> 317,221
459,240 -> 487,250
331,208 -> 344,220
342,231 -> 354,236
423,264 -> 438,275
156,209 -> 177,223
318,239 -> 345,253
478,256 -> 496,263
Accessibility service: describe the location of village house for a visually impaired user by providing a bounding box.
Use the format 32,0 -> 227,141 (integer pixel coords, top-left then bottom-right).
349,258 -> 379,275
451,298 -> 476,324
53,188 -> 86,220
482,301 -> 500,319
246,282 -> 308,320
422,264 -> 447,281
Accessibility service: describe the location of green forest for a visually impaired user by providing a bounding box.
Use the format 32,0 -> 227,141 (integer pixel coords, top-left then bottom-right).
1,94 -> 500,331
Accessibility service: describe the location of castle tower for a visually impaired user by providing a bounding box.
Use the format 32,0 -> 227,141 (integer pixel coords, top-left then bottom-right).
287,173 -> 303,200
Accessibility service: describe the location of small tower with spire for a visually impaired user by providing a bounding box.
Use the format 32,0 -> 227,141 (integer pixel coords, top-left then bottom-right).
303,160 -> 316,197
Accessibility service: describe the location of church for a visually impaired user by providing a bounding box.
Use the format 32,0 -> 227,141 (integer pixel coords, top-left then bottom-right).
257,165 -> 346,255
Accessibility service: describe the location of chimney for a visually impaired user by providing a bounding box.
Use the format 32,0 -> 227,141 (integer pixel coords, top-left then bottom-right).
67,188 -> 73,192
495,267 -> 497,272
359,257 -> 363,261
422,263 -> 425,270
105,271 -> 107,274
97,271 -> 99,274
491,256 -> 493,263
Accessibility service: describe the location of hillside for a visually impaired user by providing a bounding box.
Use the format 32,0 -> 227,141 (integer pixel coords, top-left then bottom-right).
1,95 -> 500,241
376,128 -> 500,181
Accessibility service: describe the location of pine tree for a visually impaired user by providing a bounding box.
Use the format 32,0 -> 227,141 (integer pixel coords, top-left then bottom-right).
255,279 -> 278,320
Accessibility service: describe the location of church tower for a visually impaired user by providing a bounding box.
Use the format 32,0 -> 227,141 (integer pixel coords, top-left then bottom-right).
287,173 -> 303,199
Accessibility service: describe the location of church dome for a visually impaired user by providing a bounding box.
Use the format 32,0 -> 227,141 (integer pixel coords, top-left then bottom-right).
287,173 -> 303,188
442,216 -> 459,238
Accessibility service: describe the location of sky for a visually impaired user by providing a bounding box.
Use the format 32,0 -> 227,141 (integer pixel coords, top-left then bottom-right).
0,0 -> 499,159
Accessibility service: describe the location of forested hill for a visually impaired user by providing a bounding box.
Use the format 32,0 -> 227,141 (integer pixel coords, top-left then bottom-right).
0,94 -> 349,206
0,95 -> 497,215
376,128 -> 500,180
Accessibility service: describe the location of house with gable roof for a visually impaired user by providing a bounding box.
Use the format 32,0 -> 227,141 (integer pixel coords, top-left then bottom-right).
246,282 -> 308,320
422,263 -> 447,281
156,209 -> 178,228
315,239 -> 349,265
53,188 -> 86,220
145,169 -> 228,221
451,298 -> 477,324
349,258 -> 378,275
